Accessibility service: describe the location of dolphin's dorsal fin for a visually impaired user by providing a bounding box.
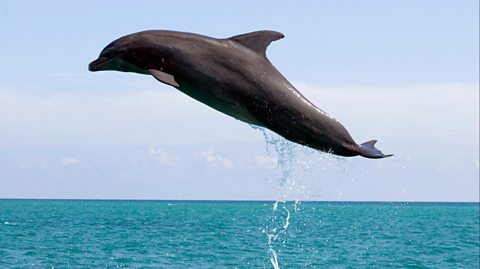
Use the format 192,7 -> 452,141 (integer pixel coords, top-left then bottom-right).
229,30 -> 284,56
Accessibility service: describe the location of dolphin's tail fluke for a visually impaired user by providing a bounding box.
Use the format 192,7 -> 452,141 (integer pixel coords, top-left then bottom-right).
355,140 -> 393,159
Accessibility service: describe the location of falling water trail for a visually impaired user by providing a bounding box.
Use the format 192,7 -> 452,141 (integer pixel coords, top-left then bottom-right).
266,200 -> 294,269
251,125 -> 348,268
251,125 -> 303,269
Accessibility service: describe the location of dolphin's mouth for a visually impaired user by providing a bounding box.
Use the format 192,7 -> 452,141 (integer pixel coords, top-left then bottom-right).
88,57 -> 111,71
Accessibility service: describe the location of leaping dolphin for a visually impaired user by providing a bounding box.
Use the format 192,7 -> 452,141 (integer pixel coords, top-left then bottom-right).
89,30 -> 392,159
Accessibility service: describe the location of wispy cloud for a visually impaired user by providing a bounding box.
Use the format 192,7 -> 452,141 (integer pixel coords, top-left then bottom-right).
254,155 -> 277,169
149,146 -> 179,165
292,82 -> 479,146
1,81 -> 478,201
60,157 -> 80,166
197,150 -> 234,169
0,84 -> 258,148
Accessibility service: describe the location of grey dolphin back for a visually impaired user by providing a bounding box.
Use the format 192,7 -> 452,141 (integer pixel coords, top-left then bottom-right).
229,30 -> 285,56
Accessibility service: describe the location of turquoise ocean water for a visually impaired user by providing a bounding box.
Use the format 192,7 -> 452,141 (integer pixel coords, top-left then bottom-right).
0,200 -> 478,268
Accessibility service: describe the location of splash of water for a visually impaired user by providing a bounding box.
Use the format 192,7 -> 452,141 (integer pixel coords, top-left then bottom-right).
251,126 -> 305,268
266,201 -> 288,269
251,125 -> 348,268
251,125 -> 297,185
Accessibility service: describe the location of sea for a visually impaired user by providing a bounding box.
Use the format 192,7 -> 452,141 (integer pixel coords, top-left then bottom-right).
0,200 -> 478,268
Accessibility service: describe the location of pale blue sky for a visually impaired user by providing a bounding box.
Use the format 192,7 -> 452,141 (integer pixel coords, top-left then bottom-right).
0,1 -> 478,201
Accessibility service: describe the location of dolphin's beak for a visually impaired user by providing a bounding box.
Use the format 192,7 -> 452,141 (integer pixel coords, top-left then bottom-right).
88,57 -> 110,72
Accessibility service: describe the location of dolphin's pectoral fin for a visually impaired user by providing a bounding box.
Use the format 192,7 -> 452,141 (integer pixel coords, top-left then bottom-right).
148,69 -> 179,87
355,140 -> 393,159
229,30 -> 284,56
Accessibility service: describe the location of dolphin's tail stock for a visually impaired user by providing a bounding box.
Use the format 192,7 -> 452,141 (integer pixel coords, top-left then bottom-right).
355,140 -> 393,159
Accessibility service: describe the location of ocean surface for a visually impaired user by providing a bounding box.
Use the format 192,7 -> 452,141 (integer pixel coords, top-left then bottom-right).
0,200 -> 478,268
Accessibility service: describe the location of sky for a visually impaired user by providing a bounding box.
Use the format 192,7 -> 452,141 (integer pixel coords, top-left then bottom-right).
0,1 -> 478,201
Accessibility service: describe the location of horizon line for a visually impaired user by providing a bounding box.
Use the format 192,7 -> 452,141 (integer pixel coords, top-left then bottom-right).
0,198 -> 478,204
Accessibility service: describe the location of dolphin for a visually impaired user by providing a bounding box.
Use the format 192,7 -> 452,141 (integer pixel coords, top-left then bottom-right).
89,30 -> 392,158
